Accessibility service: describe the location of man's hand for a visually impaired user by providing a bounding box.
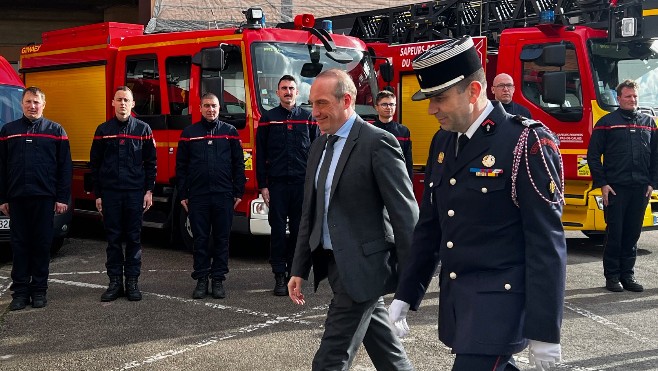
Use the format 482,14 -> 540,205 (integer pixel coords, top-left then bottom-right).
388,299 -> 411,338
233,198 -> 242,210
143,191 -> 153,213
601,184 -> 616,206
261,188 -> 270,207
180,199 -> 189,213
0,203 -> 9,217
95,198 -> 103,216
54,202 -> 68,214
646,185 -> 654,198
528,340 -> 561,371
288,276 -> 305,305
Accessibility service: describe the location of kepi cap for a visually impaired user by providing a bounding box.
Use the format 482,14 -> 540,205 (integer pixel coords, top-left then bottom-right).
411,36 -> 483,101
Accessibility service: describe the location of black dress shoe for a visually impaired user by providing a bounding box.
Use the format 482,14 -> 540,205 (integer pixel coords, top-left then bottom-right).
31,293 -> 47,308
620,277 -> 644,292
606,278 -> 623,292
9,296 -> 30,311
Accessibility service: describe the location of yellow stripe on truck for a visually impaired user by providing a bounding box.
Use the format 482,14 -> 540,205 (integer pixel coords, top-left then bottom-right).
400,73 -> 441,167
25,65 -> 106,162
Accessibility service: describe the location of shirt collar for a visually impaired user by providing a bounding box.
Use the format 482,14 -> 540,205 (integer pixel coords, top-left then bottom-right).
461,101 -> 494,139
333,113 -> 357,139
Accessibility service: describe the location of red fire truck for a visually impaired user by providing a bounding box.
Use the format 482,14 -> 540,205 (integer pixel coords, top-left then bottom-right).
0,55 -> 72,253
315,0 -> 658,241
19,9 -> 380,250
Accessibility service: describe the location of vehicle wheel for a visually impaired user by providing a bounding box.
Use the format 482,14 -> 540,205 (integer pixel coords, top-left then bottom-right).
582,231 -> 606,245
51,237 -> 65,255
178,207 -> 194,252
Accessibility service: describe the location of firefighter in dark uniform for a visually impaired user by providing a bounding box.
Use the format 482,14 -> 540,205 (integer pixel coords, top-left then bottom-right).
587,79 -> 657,293
491,73 -> 532,118
372,89 -> 413,180
90,86 -> 157,302
387,37 -> 567,371
0,86 -> 72,311
177,93 -> 246,299
256,75 -> 319,296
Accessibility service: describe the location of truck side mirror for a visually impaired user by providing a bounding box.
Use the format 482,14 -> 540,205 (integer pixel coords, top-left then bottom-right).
541,44 -> 566,67
542,72 -> 566,105
379,61 -> 393,83
193,47 -> 225,71
202,76 -> 224,98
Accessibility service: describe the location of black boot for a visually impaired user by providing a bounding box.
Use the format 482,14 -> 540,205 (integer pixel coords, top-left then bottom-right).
193,276 -> 209,299
273,273 -> 288,296
212,279 -> 226,299
9,296 -> 30,311
125,276 -> 142,301
101,276 -> 124,302
31,292 -> 48,308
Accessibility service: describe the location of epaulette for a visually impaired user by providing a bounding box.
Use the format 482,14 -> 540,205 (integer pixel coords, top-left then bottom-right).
513,115 -> 542,128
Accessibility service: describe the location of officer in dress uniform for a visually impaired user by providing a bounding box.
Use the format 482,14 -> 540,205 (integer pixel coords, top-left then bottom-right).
387,36 -> 567,371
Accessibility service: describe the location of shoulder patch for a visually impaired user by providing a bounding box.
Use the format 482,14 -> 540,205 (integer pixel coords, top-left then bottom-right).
514,115 -> 541,128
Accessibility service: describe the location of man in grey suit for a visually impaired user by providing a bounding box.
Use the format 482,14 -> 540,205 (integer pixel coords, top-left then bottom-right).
287,69 -> 419,370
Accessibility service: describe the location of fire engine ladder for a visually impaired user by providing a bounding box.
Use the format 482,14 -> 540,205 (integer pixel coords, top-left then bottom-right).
318,0 -> 648,47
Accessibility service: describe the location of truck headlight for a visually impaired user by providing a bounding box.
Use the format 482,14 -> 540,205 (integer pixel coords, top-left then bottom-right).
594,195 -> 604,210
251,199 -> 269,218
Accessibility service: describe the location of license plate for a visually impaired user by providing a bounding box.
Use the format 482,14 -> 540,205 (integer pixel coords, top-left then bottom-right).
654,214 -> 658,226
0,219 -> 9,230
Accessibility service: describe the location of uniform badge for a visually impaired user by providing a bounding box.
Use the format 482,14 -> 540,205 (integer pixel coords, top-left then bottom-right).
482,155 -> 495,167
548,180 -> 556,196
481,119 -> 496,133
438,152 -> 444,164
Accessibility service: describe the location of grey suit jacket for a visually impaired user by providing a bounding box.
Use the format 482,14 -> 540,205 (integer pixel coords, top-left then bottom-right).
291,115 -> 419,303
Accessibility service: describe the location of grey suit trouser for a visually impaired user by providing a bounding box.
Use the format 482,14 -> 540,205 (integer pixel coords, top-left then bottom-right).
312,253 -> 413,371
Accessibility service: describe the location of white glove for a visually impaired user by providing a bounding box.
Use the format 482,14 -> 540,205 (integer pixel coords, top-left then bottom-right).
387,299 -> 411,338
528,340 -> 561,370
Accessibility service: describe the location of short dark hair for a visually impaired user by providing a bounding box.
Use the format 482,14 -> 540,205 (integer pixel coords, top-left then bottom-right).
23,86 -> 46,101
279,74 -> 296,87
455,68 -> 486,93
115,86 -> 133,94
375,90 -> 396,104
201,92 -> 219,101
616,79 -> 639,96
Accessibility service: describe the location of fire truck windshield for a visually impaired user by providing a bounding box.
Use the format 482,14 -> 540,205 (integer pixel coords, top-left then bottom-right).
252,42 -> 378,118
590,39 -> 658,115
0,85 -> 23,127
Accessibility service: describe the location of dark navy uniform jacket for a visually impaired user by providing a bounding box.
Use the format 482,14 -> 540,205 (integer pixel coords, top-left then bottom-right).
255,105 -> 319,189
373,119 -> 413,180
501,101 -> 532,119
176,118 -> 246,199
89,116 -> 157,198
395,102 -> 566,355
0,116 -> 72,204
587,108 -> 658,189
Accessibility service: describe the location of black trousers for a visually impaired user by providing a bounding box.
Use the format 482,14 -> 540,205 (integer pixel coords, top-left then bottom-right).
267,181 -> 303,274
603,184 -> 649,279
312,252 -> 413,371
9,196 -> 55,298
103,190 -> 144,278
452,354 -> 519,371
189,192 -> 233,281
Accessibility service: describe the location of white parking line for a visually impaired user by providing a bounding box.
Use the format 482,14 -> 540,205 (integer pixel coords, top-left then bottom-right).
564,300 -> 654,345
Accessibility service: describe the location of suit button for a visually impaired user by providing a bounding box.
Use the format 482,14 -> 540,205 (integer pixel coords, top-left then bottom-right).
448,210 -> 455,217
429,182 -> 434,187
481,187 -> 488,193
450,178 -> 456,185
449,272 -> 457,279
504,283 -> 511,290
446,241 -> 453,248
